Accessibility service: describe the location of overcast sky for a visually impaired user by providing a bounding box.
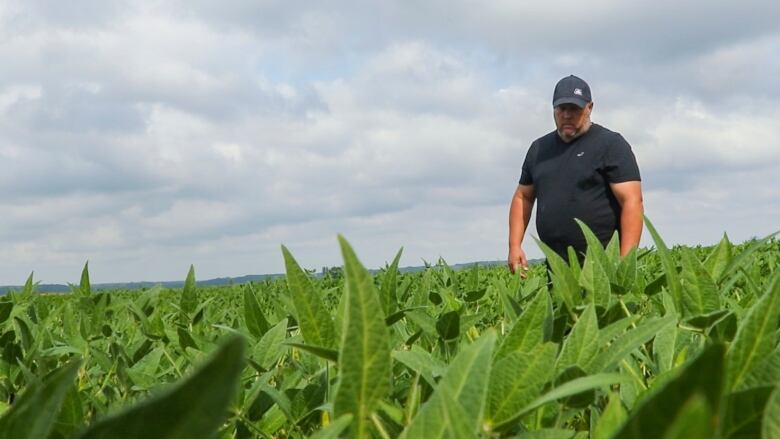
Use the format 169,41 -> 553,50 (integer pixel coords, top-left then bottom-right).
1,1 -> 778,284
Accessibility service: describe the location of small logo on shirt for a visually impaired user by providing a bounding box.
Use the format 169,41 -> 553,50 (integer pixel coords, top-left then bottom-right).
574,88 -> 583,96
576,151 -> 585,157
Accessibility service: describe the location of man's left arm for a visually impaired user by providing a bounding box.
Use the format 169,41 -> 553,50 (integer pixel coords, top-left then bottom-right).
609,181 -> 644,256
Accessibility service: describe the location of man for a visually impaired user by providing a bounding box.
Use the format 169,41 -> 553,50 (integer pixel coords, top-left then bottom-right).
508,75 -> 643,274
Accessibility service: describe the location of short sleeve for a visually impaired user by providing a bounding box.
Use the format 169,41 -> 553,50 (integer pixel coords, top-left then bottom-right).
602,134 -> 641,183
518,142 -> 537,185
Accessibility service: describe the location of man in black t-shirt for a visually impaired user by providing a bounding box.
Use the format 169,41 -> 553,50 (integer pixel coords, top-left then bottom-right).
508,75 -> 644,274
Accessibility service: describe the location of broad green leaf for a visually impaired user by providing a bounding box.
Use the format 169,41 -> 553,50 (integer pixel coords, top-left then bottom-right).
575,219 -> 615,280
243,284 -> 270,339
379,248 -> 403,316
495,289 -> 552,358
180,265 -> 197,316
556,304 -> 600,372
611,343 -> 725,439
0,360 -> 81,439
615,246 -> 638,293
517,429 -> 575,439
718,231 -> 778,285
605,231 -> 621,264
310,415 -> 354,439
486,342 -> 557,427
400,385 -> 473,439
535,237 -> 580,310
0,301 -> 12,325
282,246 -> 337,349
721,386 -> 774,439
285,342 -> 338,362
745,349 -> 780,389
401,331 -> 496,438
653,323 -> 681,374
253,318 -> 288,370
592,392 -> 627,439
679,247 -> 719,317
333,236 -> 392,439
762,387 -> 780,439
659,394 -> 713,439
727,271 -> 780,391
54,385 -> 84,438
644,216 -> 683,312
79,261 -> 91,296
704,233 -> 732,281
393,348 -> 448,387
579,248 -> 612,310
76,335 -> 245,439
589,315 -> 675,373
493,373 -> 629,430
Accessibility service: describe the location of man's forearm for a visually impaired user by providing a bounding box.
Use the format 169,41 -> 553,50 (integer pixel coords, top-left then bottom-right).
619,199 -> 644,256
509,195 -> 534,248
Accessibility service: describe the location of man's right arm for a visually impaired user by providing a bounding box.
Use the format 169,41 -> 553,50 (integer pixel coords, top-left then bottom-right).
508,184 -> 535,274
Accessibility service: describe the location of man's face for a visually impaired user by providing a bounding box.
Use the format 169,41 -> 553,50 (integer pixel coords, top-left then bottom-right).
554,102 -> 593,142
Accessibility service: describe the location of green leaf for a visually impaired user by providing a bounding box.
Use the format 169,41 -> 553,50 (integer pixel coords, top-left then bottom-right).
534,237 -> 580,310
393,347 -> 448,387
253,318 -> 288,370
517,429 -> 575,439
762,387 -> 780,439
493,373 -> 629,430
704,233 -> 732,281
495,289 -> 553,358
76,335 -> 245,439
659,394 -> 714,439
285,342 -> 338,362
744,348 -> 780,389
436,310 -> 460,341
379,248 -> 403,316
611,343 -> 725,438
401,331 -> 496,438
180,265 -> 197,316
579,246 -> 612,310
282,245 -> 338,349
721,386 -> 774,439
592,392 -> 627,439
0,302 -> 12,325
644,216 -> 683,312
653,323 -> 681,374
310,415 -> 354,439
575,219 -> 615,280
679,247 -> 720,318
333,236 -> 392,439
0,360 -> 81,439
486,342 -> 557,427
589,315 -> 675,373
79,261 -> 91,296
615,246 -> 638,293
243,284 -> 270,339
727,271 -> 780,391
556,304 -> 600,373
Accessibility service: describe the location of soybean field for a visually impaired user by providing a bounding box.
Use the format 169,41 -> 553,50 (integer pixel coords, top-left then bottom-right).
0,218 -> 779,438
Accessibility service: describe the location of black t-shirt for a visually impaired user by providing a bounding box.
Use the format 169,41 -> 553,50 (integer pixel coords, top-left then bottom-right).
519,123 -> 640,258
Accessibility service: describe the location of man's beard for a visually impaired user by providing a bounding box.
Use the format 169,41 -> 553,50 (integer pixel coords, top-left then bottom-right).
557,121 -> 592,143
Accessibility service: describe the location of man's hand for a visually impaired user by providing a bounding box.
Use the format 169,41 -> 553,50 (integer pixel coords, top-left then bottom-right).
508,246 -> 529,276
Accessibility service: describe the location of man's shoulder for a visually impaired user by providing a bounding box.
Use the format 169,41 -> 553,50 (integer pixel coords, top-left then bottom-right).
587,124 -> 630,147
532,130 -> 560,146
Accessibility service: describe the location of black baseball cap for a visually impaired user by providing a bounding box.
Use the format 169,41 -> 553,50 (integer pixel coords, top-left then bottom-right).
553,75 -> 592,108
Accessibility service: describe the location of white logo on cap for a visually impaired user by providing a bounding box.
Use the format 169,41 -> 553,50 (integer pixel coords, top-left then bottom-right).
574,88 -> 583,96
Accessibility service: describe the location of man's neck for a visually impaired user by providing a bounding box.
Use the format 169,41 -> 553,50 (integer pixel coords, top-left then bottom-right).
558,120 -> 593,143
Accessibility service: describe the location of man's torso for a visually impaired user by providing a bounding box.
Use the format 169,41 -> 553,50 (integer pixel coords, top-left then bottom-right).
520,124 -> 640,258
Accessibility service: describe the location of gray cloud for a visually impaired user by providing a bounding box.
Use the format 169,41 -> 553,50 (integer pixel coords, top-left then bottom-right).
0,1 -> 778,283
